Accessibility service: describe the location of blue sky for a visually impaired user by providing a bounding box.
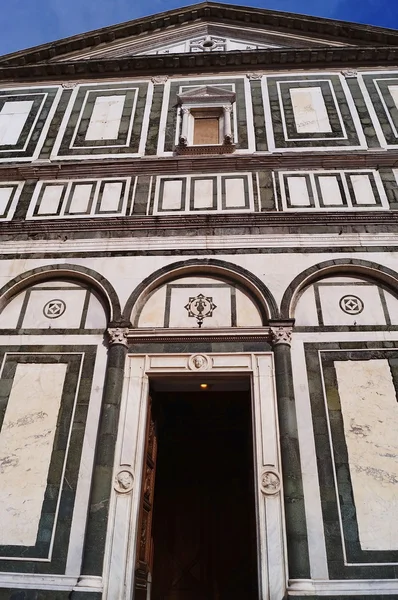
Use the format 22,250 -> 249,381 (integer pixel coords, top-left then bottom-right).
1,0 -> 398,57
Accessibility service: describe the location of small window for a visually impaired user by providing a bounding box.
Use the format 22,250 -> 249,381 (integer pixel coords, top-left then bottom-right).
192,109 -> 222,145
176,85 -> 236,155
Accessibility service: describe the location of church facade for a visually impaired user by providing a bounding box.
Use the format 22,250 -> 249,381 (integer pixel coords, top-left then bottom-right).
0,2 -> 398,599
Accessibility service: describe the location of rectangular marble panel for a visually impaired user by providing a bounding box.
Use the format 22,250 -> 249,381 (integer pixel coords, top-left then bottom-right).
99,181 -> 124,212
335,359 -> 398,551
161,179 -> 184,210
290,87 -> 332,134
0,362 -> 67,546
318,175 -> 343,205
319,284 -> 386,326
287,176 -> 310,206
22,288 -> 87,328
350,174 -> 376,205
85,95 -> 125,141
388,85 -> 398,111
192,179 -> 214,209
67,183 -> 93,214
168,286 -> 232,327
38,184 -> 65,215
224,178 -> 246,208
0,100 -> 34,145
0,187 -> 14,216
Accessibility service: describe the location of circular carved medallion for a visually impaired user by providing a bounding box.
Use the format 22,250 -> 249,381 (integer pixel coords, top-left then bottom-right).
43,299 -> 66,319
114,469 -> 134,494
187,354 -> 212,371
339,295 -> 364,315
260,468 -> 281,495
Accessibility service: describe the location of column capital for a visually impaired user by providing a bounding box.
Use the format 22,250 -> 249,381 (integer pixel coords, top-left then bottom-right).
107,327 -> 129,347
269,320 -> 295,347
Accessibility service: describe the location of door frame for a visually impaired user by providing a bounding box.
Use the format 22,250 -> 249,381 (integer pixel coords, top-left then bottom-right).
102,352 -> 287,600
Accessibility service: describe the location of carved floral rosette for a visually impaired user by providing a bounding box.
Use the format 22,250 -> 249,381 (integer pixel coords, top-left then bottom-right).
260,467 -> 281,496
187,353 -> 213,371
114,467 -> 134,494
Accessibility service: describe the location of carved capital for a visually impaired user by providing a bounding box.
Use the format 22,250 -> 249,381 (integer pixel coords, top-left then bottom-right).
151,75 -> 169,84
223,105 -> 233,113
341,69 -> 358,79
107,327 -> 129,347
246,72 -> 263,81
270,326 -> 293,347
181,107 -> 191,115
62,81 -> 77,89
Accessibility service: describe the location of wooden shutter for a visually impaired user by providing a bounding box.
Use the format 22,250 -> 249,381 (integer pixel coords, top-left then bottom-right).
134,397 -> 158,599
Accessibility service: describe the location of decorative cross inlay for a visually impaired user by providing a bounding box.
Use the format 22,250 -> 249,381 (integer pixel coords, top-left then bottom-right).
339,294 -> 364,315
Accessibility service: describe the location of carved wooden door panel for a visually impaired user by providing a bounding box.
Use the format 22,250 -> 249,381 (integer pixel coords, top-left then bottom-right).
134,396 -> 157,600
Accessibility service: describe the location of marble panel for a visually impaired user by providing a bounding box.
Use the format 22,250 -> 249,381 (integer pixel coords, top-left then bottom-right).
0,362 -> 67,546
0,292 -> 26,328
290,87 -> 332,134
335,359 -> 398,551
224,178 -> 246,208
235,289 -> 262,326
383,290 -> 398,325
161,179 -> 184,210
287,176 -> 311,206
192,178 -> 214,209
388,85 -> 398,111
319,284 -> 386,326
37,185 -> 65,215
85,95 -> 126,141
0,187 -> 15,216
349,174 -> 376,205
137,285 -> 167,327
294,286 -> 319,326
67,184 -> 93,214
0,100 -> 34,146
84,293 -> 107,329
99,181 -> 124,212
318,175 -> 343,205
21,288 -> 87,329
168,286 -> 232,328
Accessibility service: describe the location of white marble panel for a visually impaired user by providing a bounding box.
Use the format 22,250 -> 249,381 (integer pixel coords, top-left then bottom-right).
235,289 -> 262,326
388,85 -> 398,111
383,290 -> 398,325
294,286 -> 319,326
350,174 -> 376,205
84,293 -> 107,329
290,87 -> 332,134
224,178 -> 246,208
68,184 -> 93,214
319,284 -> 386,326
0,187 -> 13,216
99,182 -> 123,212
85,95 -> 125,141
318,176 -> 343,205
0,362 -> 66,546
287,176 -> 310,206
335,359 -> 398,550
38,185 -> 64,215
22,288 -> 87,328
0,292 -> 26,328
168,286 -> 232,327
161,179 -> 184,210
192,179 -> 214,209
0,100 -> 34,146
137,286 -> 167,327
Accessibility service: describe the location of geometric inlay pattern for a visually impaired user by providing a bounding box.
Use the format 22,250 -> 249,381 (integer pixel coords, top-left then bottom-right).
43,299 -> 66,319
339,295 -> 364,315
184,294 -> 217,327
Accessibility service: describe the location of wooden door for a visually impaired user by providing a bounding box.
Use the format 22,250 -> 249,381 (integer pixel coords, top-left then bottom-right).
134,396 -> 157,600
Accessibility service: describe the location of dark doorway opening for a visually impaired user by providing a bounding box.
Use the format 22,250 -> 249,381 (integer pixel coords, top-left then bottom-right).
149,383 -> 258,600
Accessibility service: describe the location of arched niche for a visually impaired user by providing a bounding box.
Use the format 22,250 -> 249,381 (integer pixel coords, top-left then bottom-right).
133,274 -> 264,328
294,274 -> 398,327
0,278 -> 107,331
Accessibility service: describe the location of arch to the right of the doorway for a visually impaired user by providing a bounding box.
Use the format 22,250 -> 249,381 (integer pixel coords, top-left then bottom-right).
280,258 -> 398,320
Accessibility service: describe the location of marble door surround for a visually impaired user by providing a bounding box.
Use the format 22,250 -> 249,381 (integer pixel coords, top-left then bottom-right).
102,351 -> 287,600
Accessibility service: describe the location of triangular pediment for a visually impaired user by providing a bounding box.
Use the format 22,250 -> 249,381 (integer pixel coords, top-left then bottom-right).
1,2 -> 398,69
177,85 -> 236,104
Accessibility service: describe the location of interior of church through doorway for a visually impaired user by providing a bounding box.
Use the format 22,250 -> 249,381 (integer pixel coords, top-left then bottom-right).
134,375 -> 259,600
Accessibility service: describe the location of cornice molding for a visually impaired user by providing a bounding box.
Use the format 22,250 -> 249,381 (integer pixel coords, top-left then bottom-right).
1,46 -> 398,81
0,150 -> 397,182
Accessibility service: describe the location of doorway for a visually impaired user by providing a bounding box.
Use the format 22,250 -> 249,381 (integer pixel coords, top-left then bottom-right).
145,378 -> 258,600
